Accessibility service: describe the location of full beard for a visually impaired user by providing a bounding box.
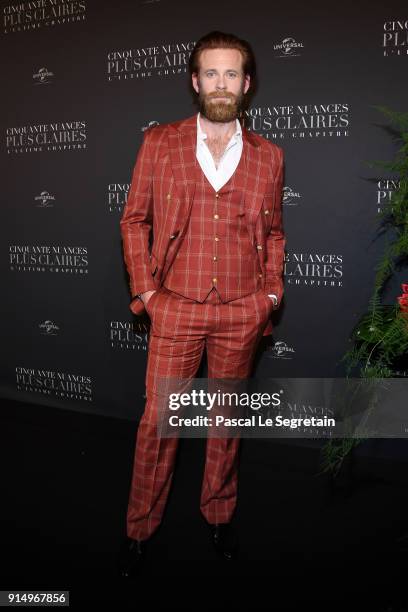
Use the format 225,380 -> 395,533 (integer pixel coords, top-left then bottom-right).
198,89 -> 245,123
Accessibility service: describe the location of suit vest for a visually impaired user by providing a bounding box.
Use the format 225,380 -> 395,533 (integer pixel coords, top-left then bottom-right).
163,146 -> 263,302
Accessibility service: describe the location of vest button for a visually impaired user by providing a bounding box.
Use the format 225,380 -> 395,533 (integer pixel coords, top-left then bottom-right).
264,209 -> 270,215
212,277 -> 217,283
256,245 -> 263,250
215,193 -> 219,198
167,193 -> 171,200
258,273 -> 263,278
213,256 -> 217,261
213,214 -> 219,219
214,236 -> 220,241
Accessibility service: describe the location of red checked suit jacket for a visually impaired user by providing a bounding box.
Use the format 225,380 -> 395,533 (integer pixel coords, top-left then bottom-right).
120,113 -> 285,337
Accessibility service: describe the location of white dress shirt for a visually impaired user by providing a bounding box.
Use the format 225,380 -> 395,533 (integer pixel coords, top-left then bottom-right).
195,112 -> 277,306
196,111 -> 243,192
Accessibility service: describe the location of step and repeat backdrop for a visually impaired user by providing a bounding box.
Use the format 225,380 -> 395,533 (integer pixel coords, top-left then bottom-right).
1,0 -> 407,422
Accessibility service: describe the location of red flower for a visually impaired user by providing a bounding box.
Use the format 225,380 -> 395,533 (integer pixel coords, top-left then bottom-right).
398,283 -> 408,313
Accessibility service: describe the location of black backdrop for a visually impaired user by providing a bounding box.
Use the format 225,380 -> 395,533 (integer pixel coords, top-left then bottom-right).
1,0 -> 407,426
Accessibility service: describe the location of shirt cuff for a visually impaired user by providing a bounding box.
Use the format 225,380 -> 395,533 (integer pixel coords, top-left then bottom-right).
267,293 -> 278,306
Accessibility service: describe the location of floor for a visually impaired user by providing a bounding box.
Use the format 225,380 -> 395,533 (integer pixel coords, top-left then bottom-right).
1,397 -> 408,609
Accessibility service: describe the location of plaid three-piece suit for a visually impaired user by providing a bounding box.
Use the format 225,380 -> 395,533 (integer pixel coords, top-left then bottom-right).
120,113 -> 285,540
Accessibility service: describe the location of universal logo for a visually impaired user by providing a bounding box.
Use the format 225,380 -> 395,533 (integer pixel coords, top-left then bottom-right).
107,41 -> 195,81
108,183 -> 129,213
16,366 -> 92,402
4,0 -> 86,35
283,186 -> 301,206
285,252 -> 343,287
142,120 -> 159,131
9,245 -> 89,274
111,321 -> 149,351
383,20 -> 408,56
377,178 -> 400,213
267,340 -> 296,360
35,191 -> 55,208
33,67 -> 54,85
273,37 -> 304,58
245,103 -> 349,140
39,320 -> 59,335
6,120 -> 87,155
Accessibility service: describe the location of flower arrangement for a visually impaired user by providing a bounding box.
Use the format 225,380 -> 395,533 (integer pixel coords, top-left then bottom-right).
320,106 -> 408,476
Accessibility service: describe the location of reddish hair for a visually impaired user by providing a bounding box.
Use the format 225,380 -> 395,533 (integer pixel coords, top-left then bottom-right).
188,30 -> 257,85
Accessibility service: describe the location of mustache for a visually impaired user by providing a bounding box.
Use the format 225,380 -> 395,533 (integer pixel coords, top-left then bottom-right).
207,92 -> 235,99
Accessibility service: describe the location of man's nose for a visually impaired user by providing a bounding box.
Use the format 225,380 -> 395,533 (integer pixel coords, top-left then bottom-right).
215,76 -> 227,89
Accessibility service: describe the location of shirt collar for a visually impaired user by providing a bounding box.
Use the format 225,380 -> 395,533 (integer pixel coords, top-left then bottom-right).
197,112 -> 242,144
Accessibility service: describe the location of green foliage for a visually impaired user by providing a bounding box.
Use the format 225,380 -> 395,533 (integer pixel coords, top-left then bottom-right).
320,106 -> 408,476
319,438 -> 363,478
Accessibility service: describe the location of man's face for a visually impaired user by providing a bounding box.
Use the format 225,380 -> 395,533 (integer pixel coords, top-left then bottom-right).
191,48 -> 250,123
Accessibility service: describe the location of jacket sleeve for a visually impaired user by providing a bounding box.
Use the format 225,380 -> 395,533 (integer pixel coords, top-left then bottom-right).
120,128 -> 157,299
264,145 -> 286,308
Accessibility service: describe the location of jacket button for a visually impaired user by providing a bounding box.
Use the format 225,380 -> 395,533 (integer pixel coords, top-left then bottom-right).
167,193 -> 171,199
256,245 -> 263,250
264,209 -> 270,215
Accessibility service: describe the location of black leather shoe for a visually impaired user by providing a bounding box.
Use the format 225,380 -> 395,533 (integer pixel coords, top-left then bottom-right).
117,536 -> 147,577
209,523 -> 238,560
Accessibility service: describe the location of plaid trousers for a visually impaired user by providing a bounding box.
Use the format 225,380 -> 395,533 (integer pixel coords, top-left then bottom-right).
126,285 -> 273,540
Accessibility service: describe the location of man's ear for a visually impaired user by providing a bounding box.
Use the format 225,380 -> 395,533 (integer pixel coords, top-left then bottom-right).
191,72 -> 199,94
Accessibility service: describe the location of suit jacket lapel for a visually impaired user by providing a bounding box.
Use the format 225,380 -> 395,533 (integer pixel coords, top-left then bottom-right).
167,115 -> 197,221
241,127 -> 265,241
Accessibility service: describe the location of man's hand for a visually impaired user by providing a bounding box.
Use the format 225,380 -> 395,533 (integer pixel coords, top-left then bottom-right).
140,290 -> 156,306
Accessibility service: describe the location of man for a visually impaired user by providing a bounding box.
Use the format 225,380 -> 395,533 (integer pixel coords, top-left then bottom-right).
118,30 -> 285,575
